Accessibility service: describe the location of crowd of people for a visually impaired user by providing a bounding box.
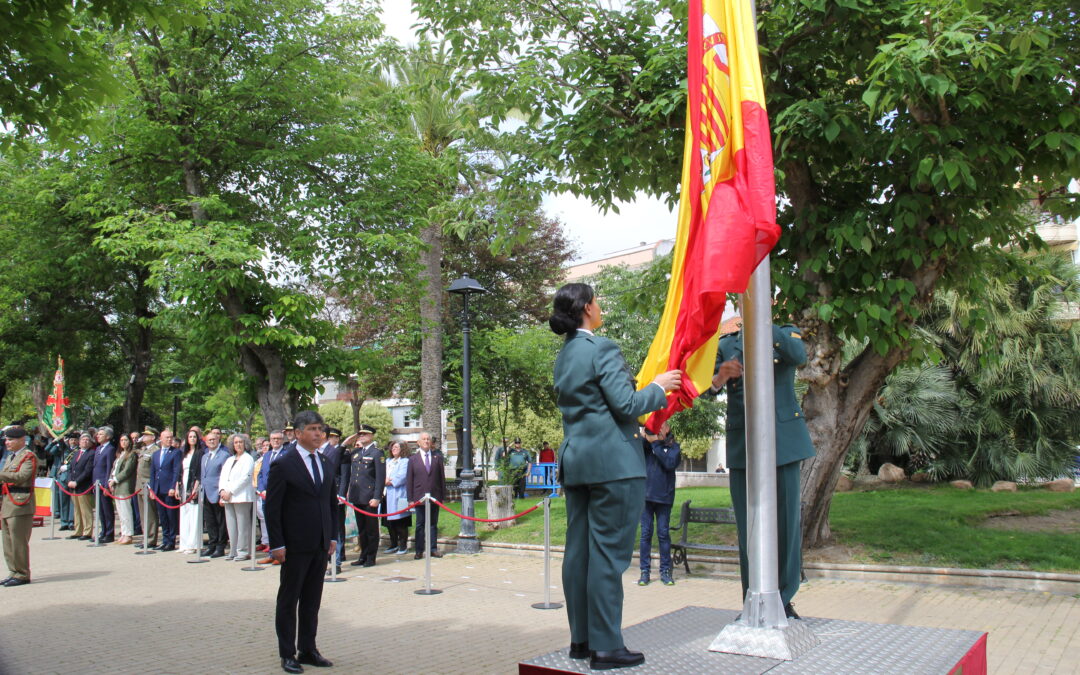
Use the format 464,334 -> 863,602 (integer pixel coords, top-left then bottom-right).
0,419 -> 457,583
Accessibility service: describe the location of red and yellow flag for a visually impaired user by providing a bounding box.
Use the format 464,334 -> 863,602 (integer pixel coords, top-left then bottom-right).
637,0 -> 779,431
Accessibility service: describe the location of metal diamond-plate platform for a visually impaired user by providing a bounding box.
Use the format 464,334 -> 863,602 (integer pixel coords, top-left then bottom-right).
519,606 -> 986,674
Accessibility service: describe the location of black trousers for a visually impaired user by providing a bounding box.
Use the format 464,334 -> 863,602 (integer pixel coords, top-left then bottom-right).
275,549 -> 328,658
156,495 -> 179,546
97,493 -> 114,540
414,503 -> 440,554
355,511 -> 379,563
387,518 -> 410,549
203,501 -> 228,552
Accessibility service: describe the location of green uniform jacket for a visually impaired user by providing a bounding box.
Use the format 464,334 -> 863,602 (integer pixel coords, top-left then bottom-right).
554,331 -> 668,486
0,448 -> 37,517
714,324 -> 816,469
112,452 -> 137,496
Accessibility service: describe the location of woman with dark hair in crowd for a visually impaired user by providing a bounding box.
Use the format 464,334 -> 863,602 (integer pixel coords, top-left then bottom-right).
381,440 -> 412,554
548,282 -> 681,670
109,434 -> 138,544
220,433 -> 255,561
178,426 -> 206,554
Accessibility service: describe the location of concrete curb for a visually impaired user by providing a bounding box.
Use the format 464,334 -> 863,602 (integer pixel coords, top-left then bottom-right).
463,539 -> 1080,595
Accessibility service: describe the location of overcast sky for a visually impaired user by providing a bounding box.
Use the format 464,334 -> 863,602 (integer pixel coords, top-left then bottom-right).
378,1 -> 678,264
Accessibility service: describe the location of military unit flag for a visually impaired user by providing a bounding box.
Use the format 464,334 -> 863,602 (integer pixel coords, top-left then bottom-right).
636,0 -> 780,431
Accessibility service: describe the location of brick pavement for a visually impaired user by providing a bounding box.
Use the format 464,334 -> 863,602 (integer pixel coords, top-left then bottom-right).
0,526 -> 1078,674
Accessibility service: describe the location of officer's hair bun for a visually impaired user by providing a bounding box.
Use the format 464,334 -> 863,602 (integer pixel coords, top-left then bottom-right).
549,283 -> 594,336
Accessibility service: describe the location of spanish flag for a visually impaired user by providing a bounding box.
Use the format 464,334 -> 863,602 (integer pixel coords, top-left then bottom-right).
637,0 -> 779,431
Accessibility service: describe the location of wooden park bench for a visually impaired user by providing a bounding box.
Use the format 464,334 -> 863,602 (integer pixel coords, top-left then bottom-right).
670,499 -> 739,575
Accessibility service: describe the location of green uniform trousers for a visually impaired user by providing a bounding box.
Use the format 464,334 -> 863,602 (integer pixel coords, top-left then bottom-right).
729,462 -> 803,605
562,477 -> 645,652
2,512 -> 33,580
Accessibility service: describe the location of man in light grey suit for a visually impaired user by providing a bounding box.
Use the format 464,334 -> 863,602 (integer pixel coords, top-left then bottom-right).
200,430 -> 230,558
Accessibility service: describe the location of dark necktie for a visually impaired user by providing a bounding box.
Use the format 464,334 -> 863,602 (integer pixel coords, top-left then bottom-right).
308,453 -> 321,487
424,452 -> 430,471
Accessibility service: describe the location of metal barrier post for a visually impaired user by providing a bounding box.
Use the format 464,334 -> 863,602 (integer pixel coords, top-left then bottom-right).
188,489 -> 207,563
135,485 -> 155,555
88,482 -> 103,547
414,494 -> 442,595
532,497 -> 563,610
324,494 -> 345,578
242,498 -> 263,572
43,478 -> 60,540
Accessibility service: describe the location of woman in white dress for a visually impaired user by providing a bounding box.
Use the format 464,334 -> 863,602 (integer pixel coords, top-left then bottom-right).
178,427 -> 206,554
220,433 -> 256,561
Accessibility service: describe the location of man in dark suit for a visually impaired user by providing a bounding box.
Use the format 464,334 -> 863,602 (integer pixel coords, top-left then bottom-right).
67,433 -> 97,540
149,437 -> 181,551
346,424 -> 384,567
405,431 -> 444,559
266,411 -> 337,674
92,427 -> 116,543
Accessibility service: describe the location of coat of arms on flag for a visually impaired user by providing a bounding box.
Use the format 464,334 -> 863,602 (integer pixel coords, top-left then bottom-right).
636,0 -> 780,432
42,356 -> 72,439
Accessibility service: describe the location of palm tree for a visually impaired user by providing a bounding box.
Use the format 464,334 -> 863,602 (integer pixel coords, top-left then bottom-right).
919,251 -> 1080,485
374,40 -> 478,442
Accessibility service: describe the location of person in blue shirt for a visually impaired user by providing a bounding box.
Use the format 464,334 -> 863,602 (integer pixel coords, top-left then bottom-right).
637,422 -> 682,587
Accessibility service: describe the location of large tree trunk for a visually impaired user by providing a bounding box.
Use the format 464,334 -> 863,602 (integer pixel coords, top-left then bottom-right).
122,269 -> 155,434
798,321 -> 906,546
418,221 -> 444,442
220,289 -> 296,432
783,156 -> 953,547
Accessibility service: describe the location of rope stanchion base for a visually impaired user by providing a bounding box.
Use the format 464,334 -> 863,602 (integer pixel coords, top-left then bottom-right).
531,600 -> 564,610
240,562 -> 265,572
413,586 -> 443,595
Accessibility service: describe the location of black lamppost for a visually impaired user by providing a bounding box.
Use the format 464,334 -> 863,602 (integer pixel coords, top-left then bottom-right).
169,377 -> 185,433
448,274 -> 486,554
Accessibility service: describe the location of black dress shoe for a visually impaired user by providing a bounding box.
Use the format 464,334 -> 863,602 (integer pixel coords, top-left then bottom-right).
361,560 -> 375,568
2,578 -> 30,587
414,552 -> 423,559
350,559 -> 364,566
100,536 -> 115,543
590,648 -> 645,670
784,602 -> 801,620
78,536 -> 92,541
66,534 -> 81,540
200,548 -> 213,556
161,545 -> 176,552
209,550 -> 226,558
568,642 -> 590,659
281,656 -> 303,673
296,650 -> 333,667
430,550 -> 443,558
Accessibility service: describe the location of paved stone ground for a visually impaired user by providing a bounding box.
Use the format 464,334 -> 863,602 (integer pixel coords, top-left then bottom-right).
1,525 -> 1078,674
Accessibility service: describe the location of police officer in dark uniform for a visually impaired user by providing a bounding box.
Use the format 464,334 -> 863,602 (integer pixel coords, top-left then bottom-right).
707,311 -> 816,619
346,425 -> 384,567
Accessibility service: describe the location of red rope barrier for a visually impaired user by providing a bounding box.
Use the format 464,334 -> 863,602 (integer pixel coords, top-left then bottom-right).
100,486 -> 142,501
52,481 -> 95,497
433,499 -> 540,523
146,488 -> 196,510
1,483 -> 33,507
337,497 -> 423,518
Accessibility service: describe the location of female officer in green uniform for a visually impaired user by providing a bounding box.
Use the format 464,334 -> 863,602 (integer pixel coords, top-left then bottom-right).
549,283 -> 681,670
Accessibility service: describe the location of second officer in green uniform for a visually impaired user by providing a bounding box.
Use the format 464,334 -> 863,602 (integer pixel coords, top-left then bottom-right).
707,311 -> 816,618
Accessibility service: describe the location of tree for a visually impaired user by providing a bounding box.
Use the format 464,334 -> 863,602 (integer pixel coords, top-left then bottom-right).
920,252 -> 1080,485
0,0 -> 173,138
415,0 -> 1080,546
89,0 -> 440,431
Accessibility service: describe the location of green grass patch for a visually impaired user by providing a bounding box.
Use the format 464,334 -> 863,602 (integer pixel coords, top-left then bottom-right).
444,485 -> 1080,572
